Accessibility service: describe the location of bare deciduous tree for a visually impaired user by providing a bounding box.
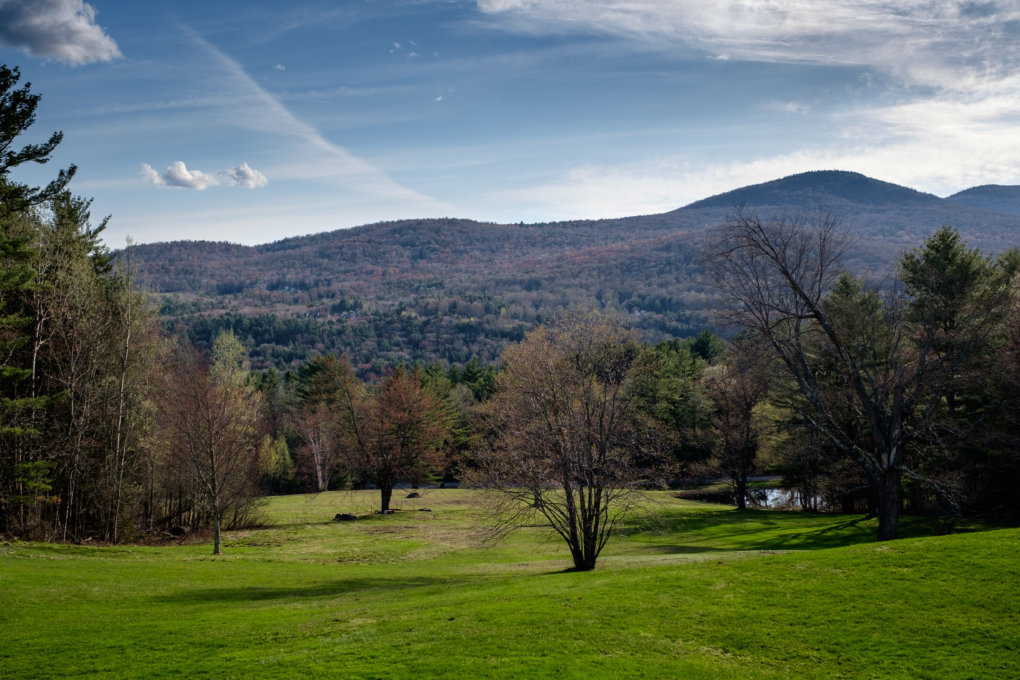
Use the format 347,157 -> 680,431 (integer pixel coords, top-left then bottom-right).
708,213 -> 1007,539
292,405 -> 337,492
472,313 -> 660,571
159,336 -> 262,554
336,365 -> 449,512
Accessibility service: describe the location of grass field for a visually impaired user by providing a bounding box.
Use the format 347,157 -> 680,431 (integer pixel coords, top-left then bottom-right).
2,490 -> 1017,679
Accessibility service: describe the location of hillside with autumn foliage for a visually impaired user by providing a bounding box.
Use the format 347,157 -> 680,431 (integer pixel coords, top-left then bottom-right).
125,171 -> 1020,373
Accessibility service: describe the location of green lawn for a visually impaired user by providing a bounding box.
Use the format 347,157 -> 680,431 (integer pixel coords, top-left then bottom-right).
2,490 -> 1016,679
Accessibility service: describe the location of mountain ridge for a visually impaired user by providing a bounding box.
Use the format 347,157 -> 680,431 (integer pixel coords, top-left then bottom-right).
126,170 -> 1020,372
683,170 -> 942,210
945,184 -> 1020,216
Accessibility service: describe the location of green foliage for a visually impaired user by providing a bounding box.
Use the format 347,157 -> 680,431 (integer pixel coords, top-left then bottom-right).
209,329 -> 248,382
899,225 -> 994,333
258,434 -> 296,494
0,75 -> 164,537
0,220 -> 42,436
10,460 -> 54,503
633,337 -> 712,466
689,329 -> 727,363
996,247 -> 1020,280
0,65 -> 75,218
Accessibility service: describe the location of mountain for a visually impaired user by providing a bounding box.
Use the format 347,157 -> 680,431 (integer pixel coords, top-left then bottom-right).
685,170 -> 941,209
945,185 -> 1020,217
126,171 -> 1020,373
680,170 -> 1019,254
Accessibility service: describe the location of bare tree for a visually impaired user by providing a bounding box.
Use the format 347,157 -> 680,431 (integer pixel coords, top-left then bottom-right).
158,336 -> 262,554
336,365 -> 449,512
708,213 -> 1006,539
292,405 -> 337,492
472,313 -> 659,571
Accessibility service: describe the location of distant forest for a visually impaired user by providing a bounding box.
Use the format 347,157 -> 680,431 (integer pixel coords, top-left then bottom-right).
135,218 -> 718,374
129,170 -> 1020,374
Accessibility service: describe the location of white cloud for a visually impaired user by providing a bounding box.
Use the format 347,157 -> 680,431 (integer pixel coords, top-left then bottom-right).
273,63 -> 285,71
769,101 -> 811,115
474,2 -> 1020,97
474,1 -> 1020,204
478,0 -> 533,11
141,161 -> 220,190
142,161 -> 270,190
222,162 -> 269,189
492,121 -> 1020,221
476,1 -> 1016,72
0,0 -> 120,65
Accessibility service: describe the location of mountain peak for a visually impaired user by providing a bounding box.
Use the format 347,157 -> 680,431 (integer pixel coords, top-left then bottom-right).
945,184 -> 1020,217
682,170 -> 940,210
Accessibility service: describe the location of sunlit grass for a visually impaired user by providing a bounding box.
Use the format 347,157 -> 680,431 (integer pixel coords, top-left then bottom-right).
2,490 -> 1017,679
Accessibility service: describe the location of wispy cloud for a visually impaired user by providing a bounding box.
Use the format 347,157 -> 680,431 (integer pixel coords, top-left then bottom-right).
178,26 -> 448,208
492,126 -> 1020,221
473,2 -> 1020,110
768,101 -> 811,115
0,0 -> 120,65
141,162 -> 220,190
473,1 -> 1020,209
475,1 -> 1018,82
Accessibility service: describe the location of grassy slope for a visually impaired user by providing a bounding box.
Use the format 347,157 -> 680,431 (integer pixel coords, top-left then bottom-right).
2,491 -> 1016,679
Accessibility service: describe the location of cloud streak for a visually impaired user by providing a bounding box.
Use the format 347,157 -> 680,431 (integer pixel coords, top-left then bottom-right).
475,1 -> 1018,82
0,0 -> 120,65
180,25 -> 446,209
473,1 -> 1020,118
474,1 -> 1020,214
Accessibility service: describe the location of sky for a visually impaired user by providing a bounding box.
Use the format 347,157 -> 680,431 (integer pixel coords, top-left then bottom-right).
1,0 -> 1018,246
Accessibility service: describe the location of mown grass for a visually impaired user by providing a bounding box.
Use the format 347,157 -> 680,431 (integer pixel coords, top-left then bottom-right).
2,490 -> 1017,679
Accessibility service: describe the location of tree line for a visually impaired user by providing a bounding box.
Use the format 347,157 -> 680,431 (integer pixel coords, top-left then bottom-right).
2,64 -> 1018,571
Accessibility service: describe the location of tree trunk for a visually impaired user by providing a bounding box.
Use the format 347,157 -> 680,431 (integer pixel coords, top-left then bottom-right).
379,484 -> 393,512
734,476 -> 748,511
111,314 -> 132,544
570,545 -> 597,571
212,510 -> 222,555
876,468 -> 902,541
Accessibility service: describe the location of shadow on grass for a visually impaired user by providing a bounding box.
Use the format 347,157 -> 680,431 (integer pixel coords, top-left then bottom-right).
156,575 -> 473,605
630,544 -> 737,554
619,508 -> 879,552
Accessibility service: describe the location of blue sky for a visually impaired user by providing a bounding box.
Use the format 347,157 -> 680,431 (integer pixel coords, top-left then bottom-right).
2,0 -> 1018,245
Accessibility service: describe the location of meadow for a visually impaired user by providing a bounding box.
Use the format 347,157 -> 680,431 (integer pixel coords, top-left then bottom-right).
2,490 -> 1017,679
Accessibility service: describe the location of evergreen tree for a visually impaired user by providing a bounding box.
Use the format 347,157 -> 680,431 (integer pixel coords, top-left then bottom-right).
0,65 -> 75,534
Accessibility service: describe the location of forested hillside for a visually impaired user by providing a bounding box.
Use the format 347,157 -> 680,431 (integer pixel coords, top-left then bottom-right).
946,184 -> 1020,216
126,171 -> 1020,372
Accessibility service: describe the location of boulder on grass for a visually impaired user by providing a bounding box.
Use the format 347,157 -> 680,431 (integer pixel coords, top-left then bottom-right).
334,513 -> 358,522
